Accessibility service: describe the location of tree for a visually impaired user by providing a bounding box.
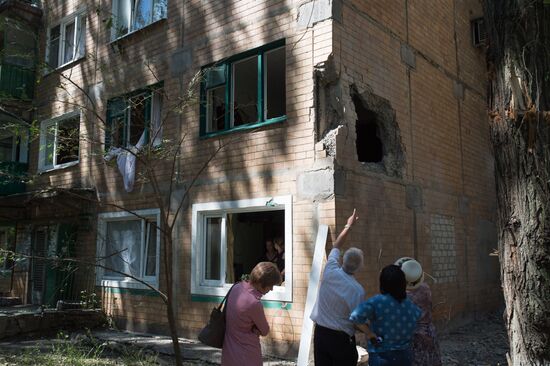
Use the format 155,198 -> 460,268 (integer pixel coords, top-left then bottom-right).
483,1 -> 550,364
0,12 -> 230,365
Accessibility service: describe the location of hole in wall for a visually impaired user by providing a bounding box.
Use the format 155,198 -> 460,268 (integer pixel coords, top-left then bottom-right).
352,93 -> 383,163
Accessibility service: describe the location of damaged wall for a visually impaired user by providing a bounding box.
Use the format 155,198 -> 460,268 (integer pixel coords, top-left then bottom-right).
309,0 -> 500,323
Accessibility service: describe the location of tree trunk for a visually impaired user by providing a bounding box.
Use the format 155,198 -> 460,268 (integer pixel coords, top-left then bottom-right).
163,229 -> 183,366
484,1 -> 550,365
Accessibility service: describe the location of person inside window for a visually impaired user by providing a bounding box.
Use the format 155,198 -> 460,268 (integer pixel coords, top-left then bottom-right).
273,237 -> 285,278
263,239 -> 278,263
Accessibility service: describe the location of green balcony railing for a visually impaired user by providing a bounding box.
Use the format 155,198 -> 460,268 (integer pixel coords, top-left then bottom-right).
0,63 -> 34,100
0,161 -> 27,195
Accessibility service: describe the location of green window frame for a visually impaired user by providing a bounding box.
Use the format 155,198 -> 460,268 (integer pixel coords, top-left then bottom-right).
200,40 -> 286,138
105,84 -> 162,149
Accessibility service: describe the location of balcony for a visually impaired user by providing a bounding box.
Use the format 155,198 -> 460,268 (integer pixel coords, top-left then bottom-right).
0,63 -> 34,100
0,161 -> 27,195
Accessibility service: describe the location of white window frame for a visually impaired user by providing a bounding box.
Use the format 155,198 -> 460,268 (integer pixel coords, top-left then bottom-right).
38,110 -> 80,172
45,10 -> 87,70
191,195 -> 293,302
110,0 -> 168,42
96,208 -> 161,289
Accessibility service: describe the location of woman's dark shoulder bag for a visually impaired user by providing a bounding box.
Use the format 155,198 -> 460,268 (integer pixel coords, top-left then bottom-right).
198,282 -> 238,348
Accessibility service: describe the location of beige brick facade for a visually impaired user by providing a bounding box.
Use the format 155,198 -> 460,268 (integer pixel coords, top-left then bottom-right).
1,0 -> 500,358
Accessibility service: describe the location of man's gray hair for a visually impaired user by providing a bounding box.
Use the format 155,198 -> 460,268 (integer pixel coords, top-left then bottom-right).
342,247 -> 364,274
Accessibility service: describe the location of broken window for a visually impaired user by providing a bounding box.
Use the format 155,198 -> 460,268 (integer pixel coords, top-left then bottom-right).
106,85 -> 163,148
353,93 -> 383,163
39,111 -> 80,171
97,209 -> 160,286
201,41 -> 286,136
192,195 -> 292,302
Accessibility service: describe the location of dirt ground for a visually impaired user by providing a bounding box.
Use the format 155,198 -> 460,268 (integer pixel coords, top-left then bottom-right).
439,312 -> 509,366
0,311 -> 510,366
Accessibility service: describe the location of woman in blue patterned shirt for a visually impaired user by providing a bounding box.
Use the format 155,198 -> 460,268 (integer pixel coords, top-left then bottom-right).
350,265 -> 422,366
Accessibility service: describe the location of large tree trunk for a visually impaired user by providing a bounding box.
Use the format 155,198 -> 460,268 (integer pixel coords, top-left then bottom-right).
483,1 -> 550,365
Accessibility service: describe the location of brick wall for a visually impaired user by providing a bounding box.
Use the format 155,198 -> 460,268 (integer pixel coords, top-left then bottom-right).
328,0 -> 500,326
20,0 -> 502,357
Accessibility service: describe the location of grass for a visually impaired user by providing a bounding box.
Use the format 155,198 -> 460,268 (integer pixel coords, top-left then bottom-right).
0,332 -> 161,366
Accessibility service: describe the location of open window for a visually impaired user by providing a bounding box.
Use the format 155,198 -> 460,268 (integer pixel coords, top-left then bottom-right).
38,111 -> 80,172
96,209 -> 160,289
192,195 -> 292,302
106,86 -> 163,149
46,11 -> 86,69
111,0 -> 168,41
201,40 -> 286,137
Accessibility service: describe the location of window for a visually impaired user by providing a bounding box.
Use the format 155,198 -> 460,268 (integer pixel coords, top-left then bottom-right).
0,227 -> 15,271
200,41 -> 286,136
46,12 -> 86,69
106,86 -> 163,149
111,0 -> 168,41
0,129 -> 28,163
0,135 -> 15,162
191,195 -> 292,302
38,111 -> 80,171
97,209 -> 160,288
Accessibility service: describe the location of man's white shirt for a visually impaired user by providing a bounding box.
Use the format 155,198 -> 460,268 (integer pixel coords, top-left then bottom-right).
310,248 -> 365,336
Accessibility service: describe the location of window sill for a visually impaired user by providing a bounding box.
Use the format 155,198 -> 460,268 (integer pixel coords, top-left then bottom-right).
38,160 -> 79,174
43,56 -> 86,77
200,115 -> 287,139
99,279 -> 158,290
191,283 -> 291,302
110,18 -> 167,44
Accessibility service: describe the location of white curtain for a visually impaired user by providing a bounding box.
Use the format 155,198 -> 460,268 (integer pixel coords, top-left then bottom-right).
105,90 -> 163,193
151,91 -> 163,147
105,220 -> 142,277
153,0 -> 167,22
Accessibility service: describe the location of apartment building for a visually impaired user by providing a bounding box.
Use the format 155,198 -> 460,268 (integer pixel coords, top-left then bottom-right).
0,0 -> 500,357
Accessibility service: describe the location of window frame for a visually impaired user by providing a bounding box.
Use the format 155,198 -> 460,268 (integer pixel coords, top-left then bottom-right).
38,110 -> 81,172
96,208 -> 161,289
45,10 -> 87,70
191,195 -> 292,302
105,84 -> 163,149
110,0 -> 168,42
0,226 -> 15,272
200,40 -> 286,138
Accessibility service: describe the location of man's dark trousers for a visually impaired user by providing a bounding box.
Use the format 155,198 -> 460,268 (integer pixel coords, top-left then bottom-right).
313,324 -> 358,366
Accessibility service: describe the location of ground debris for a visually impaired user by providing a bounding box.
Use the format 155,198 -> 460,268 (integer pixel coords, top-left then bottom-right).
440,312 -> 509,366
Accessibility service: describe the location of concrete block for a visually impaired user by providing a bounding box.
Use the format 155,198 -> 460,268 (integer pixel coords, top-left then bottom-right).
297,0 -> 342,30
170,47 -> 193,76
405,185 -> 423,210
334,169 -> 346,196
400,44 -> 416,69
453,81 -> 465,100
297,169 -> 334,200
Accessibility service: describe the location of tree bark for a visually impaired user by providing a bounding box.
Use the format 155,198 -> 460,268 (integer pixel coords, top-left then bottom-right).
484,1 -> 550,365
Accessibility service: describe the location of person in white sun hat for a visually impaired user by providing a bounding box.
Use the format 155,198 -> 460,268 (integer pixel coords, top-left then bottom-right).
395,257 -> 442,366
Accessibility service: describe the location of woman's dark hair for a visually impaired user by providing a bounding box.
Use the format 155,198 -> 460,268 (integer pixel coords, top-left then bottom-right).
379,264 -> 407,302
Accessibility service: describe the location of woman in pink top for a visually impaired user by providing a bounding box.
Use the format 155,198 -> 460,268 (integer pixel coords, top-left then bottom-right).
222,262 -> 282,366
